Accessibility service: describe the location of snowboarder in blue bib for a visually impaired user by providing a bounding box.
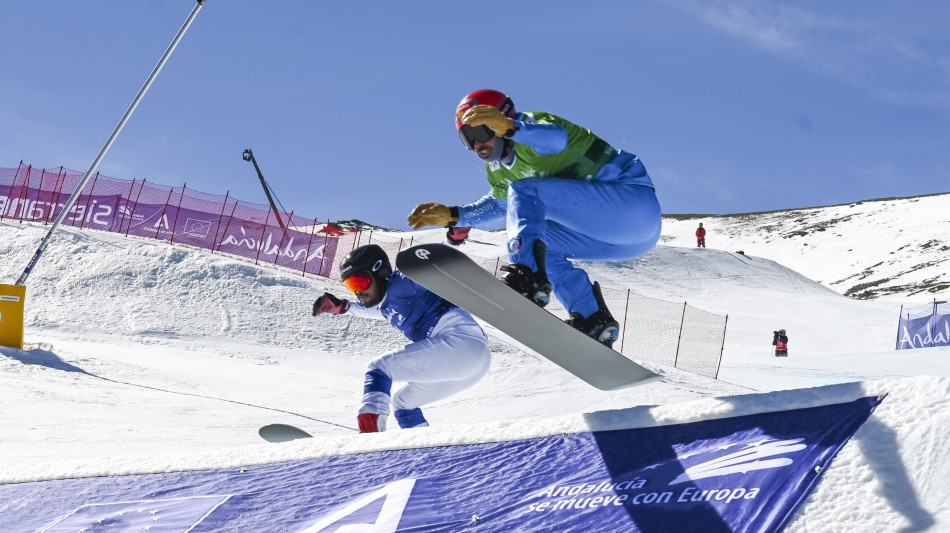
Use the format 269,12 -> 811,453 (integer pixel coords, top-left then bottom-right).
311,244 -> 491,433
408,89 -> 662,347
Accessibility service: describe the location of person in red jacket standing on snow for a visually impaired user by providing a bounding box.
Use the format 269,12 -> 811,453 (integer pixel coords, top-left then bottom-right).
696,223 -> 706,248
773,329 -> 788,357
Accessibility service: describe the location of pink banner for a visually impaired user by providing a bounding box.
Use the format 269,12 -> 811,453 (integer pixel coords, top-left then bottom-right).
1,165 -> 349,278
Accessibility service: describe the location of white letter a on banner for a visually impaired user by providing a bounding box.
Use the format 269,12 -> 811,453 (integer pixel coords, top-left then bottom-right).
299,478 -> 417,533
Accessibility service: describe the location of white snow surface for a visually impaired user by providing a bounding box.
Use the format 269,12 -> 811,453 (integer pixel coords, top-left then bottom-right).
1,195 -> 950,532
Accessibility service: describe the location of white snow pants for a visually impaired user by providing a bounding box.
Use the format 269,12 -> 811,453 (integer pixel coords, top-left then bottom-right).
360,307 -> 490,426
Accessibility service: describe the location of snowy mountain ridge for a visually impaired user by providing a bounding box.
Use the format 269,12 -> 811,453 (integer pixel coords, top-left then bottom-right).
659,192 -> 950,299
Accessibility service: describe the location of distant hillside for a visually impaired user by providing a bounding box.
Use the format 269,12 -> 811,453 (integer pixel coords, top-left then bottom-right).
661,192 -> 950,299
348,192 -> 949,300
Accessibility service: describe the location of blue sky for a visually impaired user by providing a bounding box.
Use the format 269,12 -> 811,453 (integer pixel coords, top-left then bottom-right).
2,1 -> 948,230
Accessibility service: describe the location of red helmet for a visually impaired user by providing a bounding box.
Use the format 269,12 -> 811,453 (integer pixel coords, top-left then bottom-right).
455,89 -> 516,150
455,89 -> 516,129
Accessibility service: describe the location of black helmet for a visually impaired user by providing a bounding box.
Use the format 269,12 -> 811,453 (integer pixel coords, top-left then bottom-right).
779,329 -> 786,335
339,244 -> 392,282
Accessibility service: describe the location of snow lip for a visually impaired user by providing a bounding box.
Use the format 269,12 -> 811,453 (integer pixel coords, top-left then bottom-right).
0,377 -> 901,485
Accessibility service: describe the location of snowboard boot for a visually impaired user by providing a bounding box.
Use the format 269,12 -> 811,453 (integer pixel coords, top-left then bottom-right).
394,408 -> 429,429
500,240 -> 552,307
357,413 -> 388,433
565,282 -> 620,347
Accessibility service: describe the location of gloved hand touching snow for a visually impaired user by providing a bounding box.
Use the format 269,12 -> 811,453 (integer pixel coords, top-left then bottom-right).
312,292 -> 349,316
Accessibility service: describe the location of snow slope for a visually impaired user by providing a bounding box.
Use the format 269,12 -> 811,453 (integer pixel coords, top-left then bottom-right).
1,195 -> 949,531
660,192 -> 950,299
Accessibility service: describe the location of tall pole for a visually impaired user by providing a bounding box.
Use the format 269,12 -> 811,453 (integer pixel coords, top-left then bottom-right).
15,0 -> 207,286
242,149 -> 286,228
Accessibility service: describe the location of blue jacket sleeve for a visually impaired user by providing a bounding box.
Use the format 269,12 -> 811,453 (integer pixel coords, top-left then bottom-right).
457,193 -> 507,227
509,120 -> 568,155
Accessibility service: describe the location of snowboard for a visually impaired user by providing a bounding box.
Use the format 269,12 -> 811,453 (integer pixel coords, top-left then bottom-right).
395,244 -> 658,391
259,423 -> 313,443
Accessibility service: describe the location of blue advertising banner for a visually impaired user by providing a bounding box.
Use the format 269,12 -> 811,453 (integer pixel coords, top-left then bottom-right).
0,397 -> 880,532
897,314 -> 950,349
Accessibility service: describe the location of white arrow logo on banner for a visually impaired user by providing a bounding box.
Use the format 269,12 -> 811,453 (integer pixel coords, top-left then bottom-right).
299,478 -> 416,533
152,213 -> 170,230
669,438 -> 807,485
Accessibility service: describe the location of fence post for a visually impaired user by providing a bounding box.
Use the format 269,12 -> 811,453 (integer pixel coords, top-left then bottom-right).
115,178 -> 136,232
169,184 -> 187,245
154,186 -> 174,240
214,199 -> 239,254
253,205 -> 274,265
3,162 -> 18,219
1,162 -> 24,221
316,219 -> 331,277
895,305 -> 904,350
78,172 -> 101,230
4,163 -> 18,219
109,194 -> 123,232
304,219 -> 319,277
33,168 -> 49,222
211,192 -> 230,254
673,302 -> 687,368
5,164 -> 29,221
124,179 -> 146,237
13,164 -> 33,221
49,167 -> 67,225
714,315 -> 728,379
301,217 -> 318,277
272,210 -> 293,266
619,289 -> 631,354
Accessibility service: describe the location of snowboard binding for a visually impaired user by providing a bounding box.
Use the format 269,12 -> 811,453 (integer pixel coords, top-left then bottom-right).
500,240 -> 552,307
566,282 -> 620,347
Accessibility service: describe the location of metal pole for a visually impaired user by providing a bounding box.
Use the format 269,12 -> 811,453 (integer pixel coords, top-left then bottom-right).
242,149 -> 286,228
15,0 -> 206,286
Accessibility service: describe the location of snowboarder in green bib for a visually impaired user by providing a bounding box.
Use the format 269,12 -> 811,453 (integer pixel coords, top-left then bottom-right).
409,89 -> 661,347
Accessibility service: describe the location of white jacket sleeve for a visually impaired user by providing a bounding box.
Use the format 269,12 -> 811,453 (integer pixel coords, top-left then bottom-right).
348,303 -> 386,321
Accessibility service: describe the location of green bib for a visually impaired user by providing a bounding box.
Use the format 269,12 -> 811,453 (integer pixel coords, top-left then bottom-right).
486,111 -> 616,200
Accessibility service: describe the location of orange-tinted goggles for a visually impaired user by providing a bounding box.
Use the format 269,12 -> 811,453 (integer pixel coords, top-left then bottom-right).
343,272 -> 373,294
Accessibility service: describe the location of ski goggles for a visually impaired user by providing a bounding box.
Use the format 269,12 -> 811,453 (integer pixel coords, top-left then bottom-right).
458,124 -> 495,150
343,272 -> 373,294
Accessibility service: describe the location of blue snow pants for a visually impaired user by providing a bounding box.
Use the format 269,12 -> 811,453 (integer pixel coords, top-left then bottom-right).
506,152 -> 661,317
